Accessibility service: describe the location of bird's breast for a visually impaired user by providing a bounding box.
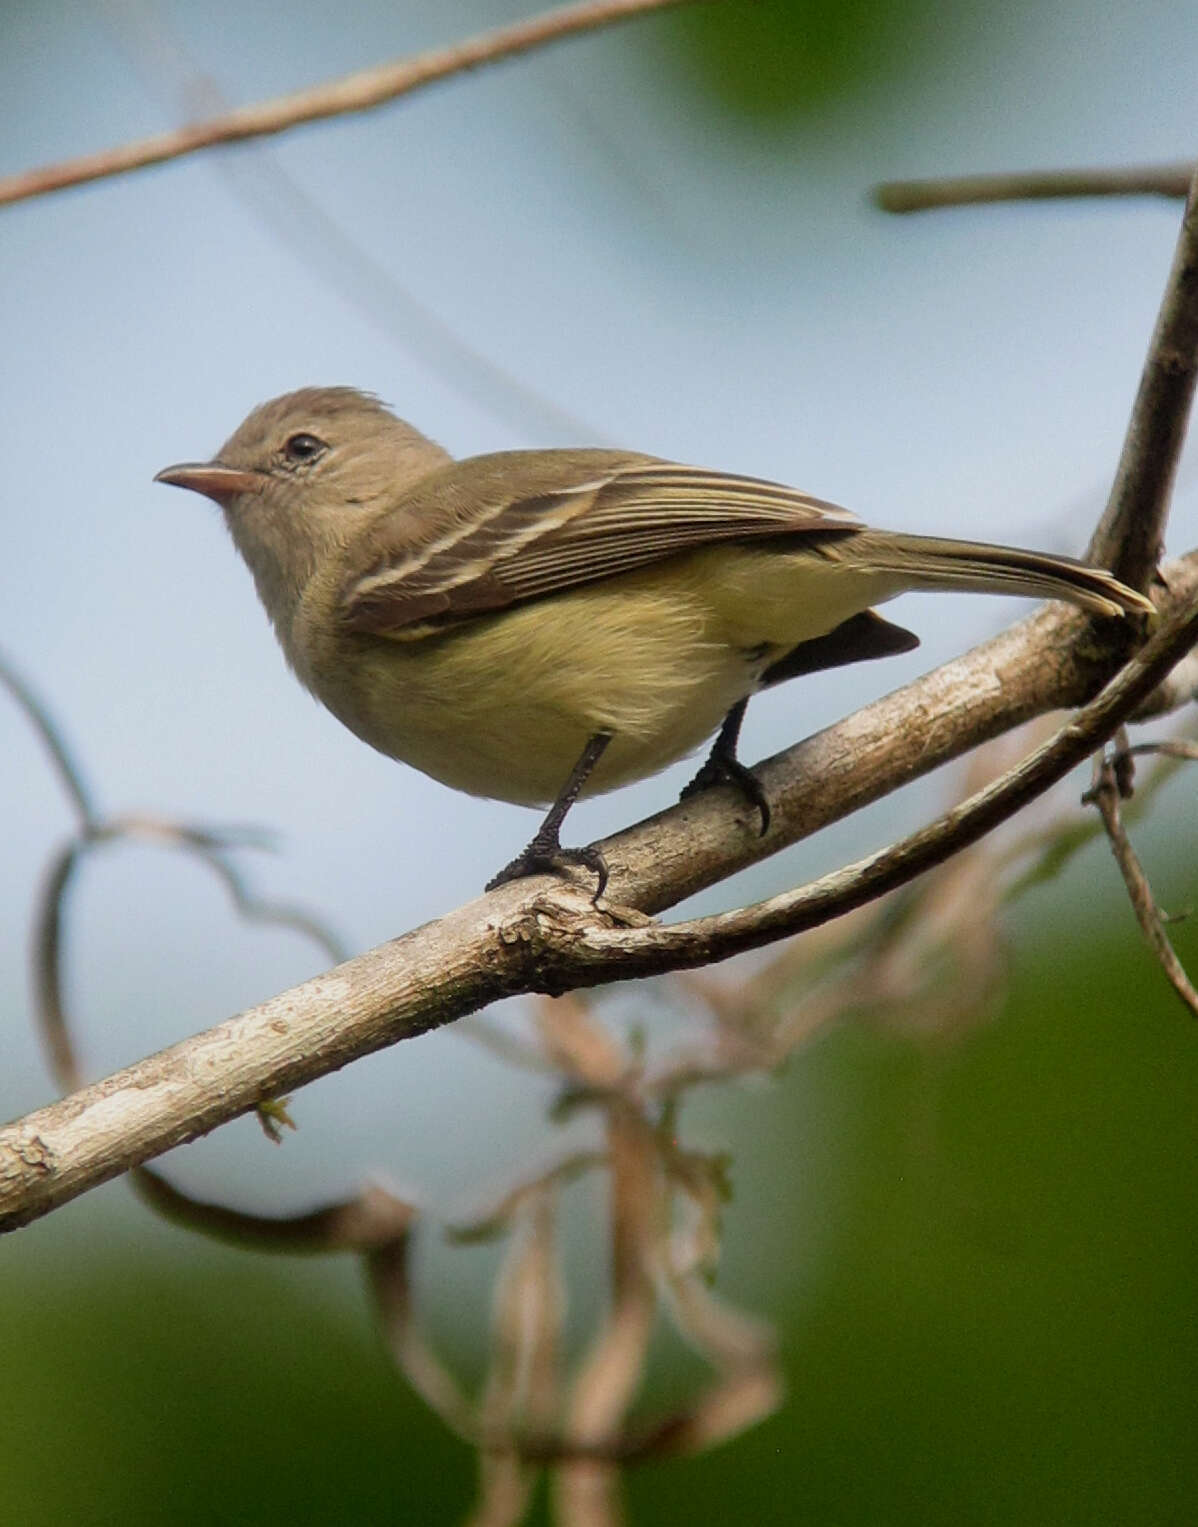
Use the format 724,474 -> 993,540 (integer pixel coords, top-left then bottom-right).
289,544 -> 891,806
292,573 -> 757,805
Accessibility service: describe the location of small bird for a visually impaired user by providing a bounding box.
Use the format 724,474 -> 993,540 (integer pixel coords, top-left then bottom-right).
156,387 -> 1152,893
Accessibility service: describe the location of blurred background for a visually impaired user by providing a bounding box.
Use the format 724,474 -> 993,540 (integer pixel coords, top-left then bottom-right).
3,0 -> 1198,1520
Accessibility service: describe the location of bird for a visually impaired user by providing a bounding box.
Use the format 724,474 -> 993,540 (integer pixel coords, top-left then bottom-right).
155,387 -> 1153,894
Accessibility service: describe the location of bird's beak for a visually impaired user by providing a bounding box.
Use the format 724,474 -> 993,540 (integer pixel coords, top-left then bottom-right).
153,461 -> 267,503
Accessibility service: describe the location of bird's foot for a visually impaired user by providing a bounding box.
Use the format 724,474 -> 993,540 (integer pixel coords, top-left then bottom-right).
679,754 -> 771,836
486,836 -> 609,902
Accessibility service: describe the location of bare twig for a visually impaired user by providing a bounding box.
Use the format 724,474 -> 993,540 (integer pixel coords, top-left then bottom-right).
132,1169 -> 417,1251
1089,166 -> 1198,588
368,1234 -> 482,1443
30,839 -> 89,1093
1119,738 -> 1198,764
0,0 -> 694,209
1128,644 -> 1198,721
534,994 -> 632,1090
450,1150 -> 607,1245
467,1454 -> 532,1527
998,723 -> 1184,902
0,651 -> 96,824
470,1187 -> 564,1525
5,647 -> 346,1099
1084,745 -> 1198,1019
552,1101 -> 656,1524
657,731 -> 1038,1067
874,162 -> 1194,214
620,1364 -> 782,1460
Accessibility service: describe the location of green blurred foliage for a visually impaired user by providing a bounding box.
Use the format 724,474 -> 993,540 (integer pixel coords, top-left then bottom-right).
4,877 -> 1197,1526
661,0 -> 984,122
3,1234 -> 472,1525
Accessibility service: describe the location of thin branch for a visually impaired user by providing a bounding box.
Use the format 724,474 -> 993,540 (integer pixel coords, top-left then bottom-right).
874,162 -> 1194,214
3,649 -> 355,1231
1128,645 -> 1198,721
131,1168 -> 417,1251
368,1236 -> 481,1443
0,0 -> 693,209
0,650 -> 96,824
1084,746 -> 1198,1019
30,840 -> 88,1093
998,724 -> 1187,903
449,1151 -> 607,1244
1118,738 -> 1198,763
552,1102 -> 656,1523
1089,166 -> 1198,587
145,820 -> 348,964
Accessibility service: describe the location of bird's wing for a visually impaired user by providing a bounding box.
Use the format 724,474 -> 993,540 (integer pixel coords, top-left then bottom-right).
341,450 -> 862,633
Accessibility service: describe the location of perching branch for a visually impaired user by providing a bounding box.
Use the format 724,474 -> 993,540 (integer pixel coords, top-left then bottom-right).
1089,173 -> 1198,588
3,559 -> 1197,1236
559,588 -> 1198,970
874,161 -> 1194,214
0,0 -> 695,208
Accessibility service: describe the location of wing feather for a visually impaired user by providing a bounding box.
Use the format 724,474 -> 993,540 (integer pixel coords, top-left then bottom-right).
342,453 -> 861,634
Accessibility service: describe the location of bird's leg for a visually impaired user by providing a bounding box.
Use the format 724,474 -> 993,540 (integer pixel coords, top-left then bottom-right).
487,732 -> 613,897
679,699 -> 771,836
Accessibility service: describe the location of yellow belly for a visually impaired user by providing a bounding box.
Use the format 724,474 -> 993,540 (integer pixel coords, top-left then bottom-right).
296,545 -> 904,807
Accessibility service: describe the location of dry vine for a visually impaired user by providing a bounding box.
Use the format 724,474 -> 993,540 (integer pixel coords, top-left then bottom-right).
0,0 -> 694,208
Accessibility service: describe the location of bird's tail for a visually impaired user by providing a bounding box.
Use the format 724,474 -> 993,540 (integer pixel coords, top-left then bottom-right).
837,531 -> 1155,619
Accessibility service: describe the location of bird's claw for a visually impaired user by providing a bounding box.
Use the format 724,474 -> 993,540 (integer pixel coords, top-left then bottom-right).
487,841 -> 610,902
679,756 -> 771,836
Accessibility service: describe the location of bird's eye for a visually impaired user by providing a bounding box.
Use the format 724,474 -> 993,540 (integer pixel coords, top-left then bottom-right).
283,432 -> 327,464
